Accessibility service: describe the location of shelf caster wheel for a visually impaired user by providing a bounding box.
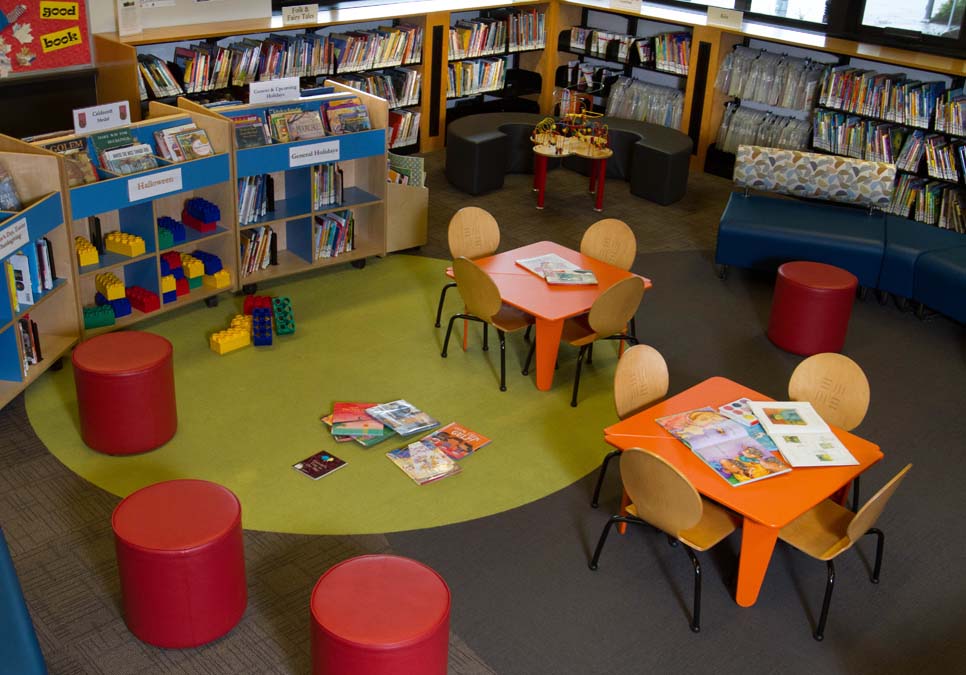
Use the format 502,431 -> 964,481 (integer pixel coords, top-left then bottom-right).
242,283 -> 257,295
714,264 -> 728,280
205,295 -> 219,308
50,357 -> 64,372
351,258 -> 366,269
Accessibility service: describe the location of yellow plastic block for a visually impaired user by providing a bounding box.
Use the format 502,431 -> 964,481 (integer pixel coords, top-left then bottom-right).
203,269 -> 231,289
95,272 -> 125,301
180,254 -> 204,278
75,236 -> 99,267
230,314 -> 252,334
209,327 -> 250,355
160,274 -> 176,293
104,231 -> 146,257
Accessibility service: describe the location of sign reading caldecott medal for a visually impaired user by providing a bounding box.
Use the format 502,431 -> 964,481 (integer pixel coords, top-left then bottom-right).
128,168 -> 183,201
289,141 -> 340,168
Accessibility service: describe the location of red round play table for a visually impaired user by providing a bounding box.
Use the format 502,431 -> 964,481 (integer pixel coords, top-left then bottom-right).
767,261 -> 858,355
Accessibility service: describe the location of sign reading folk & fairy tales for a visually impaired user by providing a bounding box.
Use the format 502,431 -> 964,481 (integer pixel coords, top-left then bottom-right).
0,0 -> 92,79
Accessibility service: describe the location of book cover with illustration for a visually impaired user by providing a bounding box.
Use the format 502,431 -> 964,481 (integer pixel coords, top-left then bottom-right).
330,401 -> 384,437
717,397 -> 760,427
515,253 -> 580,279
748,401 -> 859,467
545,269 -> 598,285
657,407 -> 791,486
420,422 -> 491,460
293,451 -> 347,479
386,440 -> 462,485
40,138 -> 99,186
366,399 -> 439,436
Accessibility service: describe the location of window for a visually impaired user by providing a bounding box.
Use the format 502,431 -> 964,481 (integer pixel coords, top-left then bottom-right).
861,0 -> 963,38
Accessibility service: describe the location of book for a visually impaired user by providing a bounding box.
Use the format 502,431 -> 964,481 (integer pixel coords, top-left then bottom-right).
657,407 -> 792,486
544,269 -> 598,285
747,401 -> 859,467
331,401 -> 384,437
154,122 -> 196,161
366,399 -> 439,436
717,397 -> 760,427
90,128 -> 137,167
0,164 -> 22,211
175,128 -> 215,160
101,144 -> 158,175
420,422 -> 491,460
8,252 -> 34,306
235,121 -> 270,148
515,253 -> 581,279
292,451 -> 347,479
285,110 -> 327,141
41,138 -> 99,186
386,440 -> 462,485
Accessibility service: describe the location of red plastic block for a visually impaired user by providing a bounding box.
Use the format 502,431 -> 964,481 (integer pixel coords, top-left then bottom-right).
160,251 -> 183,270
182,208 -> 217,233
126,286 -> 161,313
175,277 -> 189,297
243,295 -> 273,315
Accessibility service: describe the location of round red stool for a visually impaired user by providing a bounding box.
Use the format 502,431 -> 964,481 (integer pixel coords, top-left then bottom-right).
311,554 -> 450,675
112,479 -> 247,648
767,261 -> 858,355
72,331 -> 177,454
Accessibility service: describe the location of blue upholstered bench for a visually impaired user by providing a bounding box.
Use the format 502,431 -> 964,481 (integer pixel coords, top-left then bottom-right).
0,528 -> 47,675
913,246 -> 966,322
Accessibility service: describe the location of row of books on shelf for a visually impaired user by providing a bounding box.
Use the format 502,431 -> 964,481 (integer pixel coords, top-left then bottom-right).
887,174 -> 966,231
237,174 -> 274,225
233,94 -> 372,149
502,8 -> 546,52
566,28 -> 690,75
450,17 -> 509,60
331,67 -> 421,108
812,110 -> 908,163
934,88 -> 966,137
446,58 -> 506,98
387,152 -> 425,187
16,315 -> 42,377
388,109 -> 420,149
715,46 -> 826,113
240,226 -> 277,276
818,67 -> 946,129
313,163 -> 344,209
313,210 -> 355,260
4,238 -> 58,311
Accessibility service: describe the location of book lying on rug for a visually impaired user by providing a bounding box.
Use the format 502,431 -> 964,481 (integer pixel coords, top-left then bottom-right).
657,407 -> 791,486
321,409 -> 395,447
366,399 -> 439,436
293,451 -> 347,479
331,401 -> 384,437
386,441 -> 462,485
515,253 -> 580,279
420,422 -> 491,460
544,269 -> 598,285
748,401 -> 859,467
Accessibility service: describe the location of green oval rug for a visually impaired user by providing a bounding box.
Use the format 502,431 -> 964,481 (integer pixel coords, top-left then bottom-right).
25,255 -> 622,535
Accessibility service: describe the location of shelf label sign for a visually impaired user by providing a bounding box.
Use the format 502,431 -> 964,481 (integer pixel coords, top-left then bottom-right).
289,141 -> 340,168
608,0 -> 640,10
250,77 -> 301,104
706,7 -> 744,29
128,168 -> 183,201
0,218 -> 29,261
72,101 -> 130,135
283,4 -> 318,26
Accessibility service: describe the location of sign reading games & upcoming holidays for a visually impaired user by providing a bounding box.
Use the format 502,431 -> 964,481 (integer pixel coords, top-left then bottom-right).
0,0 -> 92,79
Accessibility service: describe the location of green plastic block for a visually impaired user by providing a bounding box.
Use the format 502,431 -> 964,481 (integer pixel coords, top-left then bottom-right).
188,276 -> 203,289
83,305 -> 115,329
158,227 -> 174,250
272,296 -> 295,335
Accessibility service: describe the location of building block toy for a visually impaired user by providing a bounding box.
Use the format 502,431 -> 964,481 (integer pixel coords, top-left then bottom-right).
157,216 -> 187,244
180,254 -> 204,279
104,231 -> 147,257
252,308 -> 273,346
203,269 -> 231,290
126,286 -> 160,313
160,274 -> 176,294
160,251 -> 182,270
209,326 -> 250,355
158,227 -> 174,250
272,296 -> 295,335
162,290 -> 177,304
182,198 -> 220,233
230,314 -> 252,334
192,250 -> 223,275
95,272 -> 125,301
75,236 -> 99,267
176,277 -> 189,296
83,305 -> 115,329
95,292 -> 132,318
188,276 -> 203,290
243,295 -> 273,315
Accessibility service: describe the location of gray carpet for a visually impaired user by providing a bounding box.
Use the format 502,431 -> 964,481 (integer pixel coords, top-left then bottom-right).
2,149 -> 965,674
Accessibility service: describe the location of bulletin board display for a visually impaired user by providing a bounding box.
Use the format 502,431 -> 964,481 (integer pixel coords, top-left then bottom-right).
0,0 -> 92,80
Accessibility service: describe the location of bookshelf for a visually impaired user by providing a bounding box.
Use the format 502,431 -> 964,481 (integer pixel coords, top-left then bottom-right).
0,150 -> 79,409
179,80 -> 388,291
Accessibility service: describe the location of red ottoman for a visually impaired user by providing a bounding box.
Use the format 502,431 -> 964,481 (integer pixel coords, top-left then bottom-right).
72,331 -> 176,454
112,479 -> 247,648
767,261 -> 858,355
311,555 -> 450,675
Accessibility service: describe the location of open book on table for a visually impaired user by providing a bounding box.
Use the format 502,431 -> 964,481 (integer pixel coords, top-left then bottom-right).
515,253 -> 581,279
657,407 -> 792,486
747,401 -> 859,467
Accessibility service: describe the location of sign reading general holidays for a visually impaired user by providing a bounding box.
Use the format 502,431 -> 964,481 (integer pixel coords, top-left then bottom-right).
289,140 -> 339,168
249,77 -> 301,105
72,101 -> 130,135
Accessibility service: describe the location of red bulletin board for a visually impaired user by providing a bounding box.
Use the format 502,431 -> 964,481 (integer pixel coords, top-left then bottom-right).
0,0 -> 92,79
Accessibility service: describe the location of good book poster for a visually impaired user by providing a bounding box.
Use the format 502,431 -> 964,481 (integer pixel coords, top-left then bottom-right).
0,1 -> 92,79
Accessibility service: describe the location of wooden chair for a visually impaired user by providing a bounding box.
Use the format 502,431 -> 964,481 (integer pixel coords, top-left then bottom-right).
441,257 -> 533,391
434,207 -> 501,328
523,276 -> 645,406
589,448 -> 739,632
580,218 -> 638,338
591,344 -> 669,508
789,353 -> 870,510
778,463 -> 912,641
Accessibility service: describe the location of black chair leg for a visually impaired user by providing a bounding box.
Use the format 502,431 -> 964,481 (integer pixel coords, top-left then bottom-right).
814,560 -> 835,641
587,342 -> 593,365
524,325 -> 532,342
866,528 -> 885,583
591,450 -> 621,508
482,323 -> 489,351
522,339 -> 536,375
629,316 -> 637,340
851,475 -> 861,512
434,283 -> 456,327
684,547 -> 702,633
588,515 -> 642,570
497,329 -> 507,391
441,314 -> 459,357
571,345 -> 588,407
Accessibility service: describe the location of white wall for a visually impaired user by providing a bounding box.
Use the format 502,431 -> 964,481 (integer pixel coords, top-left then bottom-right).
89,0 -> 271,34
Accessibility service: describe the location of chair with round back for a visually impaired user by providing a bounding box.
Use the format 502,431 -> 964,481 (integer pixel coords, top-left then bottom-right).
580,218 -> 637,271
441,257 -> 533,391
789,352 -> 870,510
433,207 -> 501,328
588,448 -> 738,633
590,344 -> 669,508
778,463 -> 912,641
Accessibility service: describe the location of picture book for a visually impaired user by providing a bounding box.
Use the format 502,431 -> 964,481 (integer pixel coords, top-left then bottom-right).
40,138 -> 99,186
657,407 -> 792,486
234,118 -> 271,148
0,164 -> 22,211
331,401 -> 384,437
285,110 -> 327,141
8,253 -> 34,306
175,129 -> 215,160
154,123 -> 196,161
90,128 -> 137,167
265,107 -> 302,143
293,451 -> 347,480
102,144 -> 158,175
352,426 -> 396,448
386,440 -> 462,485
515,253 -> 581,279
420,422 -> 491,460
717,397 -> 760,427
320,413 -> 355,442
544,269 -> 598,285
366,399 -> 439,436
748,401 -> 859,467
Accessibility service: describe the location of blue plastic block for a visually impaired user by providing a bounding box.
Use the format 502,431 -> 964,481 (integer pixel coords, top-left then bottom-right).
108,296 -> 132,318
191,250 -> 223,275
252,308 -> 273,346
185,197 -> 221,223
172,267 -> 185,280
160,258 -> 171,276
162,290 -> 177,304
157,216 -> 187,243
95,292 -> 108,306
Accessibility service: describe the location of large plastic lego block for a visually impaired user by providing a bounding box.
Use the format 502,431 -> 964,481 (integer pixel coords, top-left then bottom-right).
126,286 -> 160,313
109,296 -> 132,318
188,276 -> 202,290
192,250 -> 223,275
229,314 -> 252,334
158,227 -> 174,250
83,304 -> 115,329
272,296 -> 295,335
160,251 -> 182,270
182,198 -> 220,233
157,216 -> 187,244
180,254 -> 204,279
175,277 -> 189,296
160,274 -> 176,294
209,326 -> 250,355
162,290 -> 177,304
104,231 -> 146,257
95,272 -> 125,301
75,236 -> 99,267
243,295 -> 273,315
251,307 -> 273,346
203,269 -> 231,289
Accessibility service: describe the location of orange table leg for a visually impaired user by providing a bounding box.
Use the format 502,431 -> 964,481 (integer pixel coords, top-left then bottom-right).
618,487 -> 631,535
736,519 -> 780,607
533,316 -> 564,391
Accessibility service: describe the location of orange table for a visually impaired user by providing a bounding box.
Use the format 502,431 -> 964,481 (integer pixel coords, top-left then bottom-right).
603,376 -> 883,607
471,241 -> 651,391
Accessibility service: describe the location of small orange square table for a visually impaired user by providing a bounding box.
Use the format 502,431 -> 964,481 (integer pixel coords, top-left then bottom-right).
467,241 -> 651,391
603,376 -> 883,607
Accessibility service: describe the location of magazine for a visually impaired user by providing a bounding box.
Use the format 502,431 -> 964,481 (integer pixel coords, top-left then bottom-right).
717,397 -> 760,427
748,401 -> 859,467
545,269 -> 598,285
293,451 -> 347,479
657,407 -> 792,486
515,253 -> 580,279
386,440 -> 462,485
366,399 -> 439,436
420,422 -> 491,460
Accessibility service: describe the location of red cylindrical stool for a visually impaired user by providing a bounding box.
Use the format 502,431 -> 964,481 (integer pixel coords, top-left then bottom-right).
767,261 -> 858,355
311,554 -> 450,675
72,331 -> 177,454
112,479 -> 247,648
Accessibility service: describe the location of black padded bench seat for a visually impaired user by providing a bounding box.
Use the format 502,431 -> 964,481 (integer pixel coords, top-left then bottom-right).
445,112 -> 692,205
